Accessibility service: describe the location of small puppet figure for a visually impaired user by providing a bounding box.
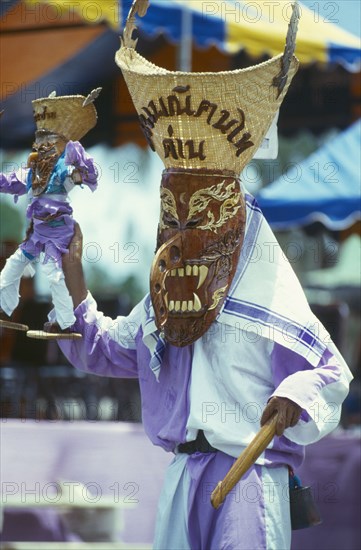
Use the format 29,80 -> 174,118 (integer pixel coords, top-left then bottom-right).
0,89 -> 101,339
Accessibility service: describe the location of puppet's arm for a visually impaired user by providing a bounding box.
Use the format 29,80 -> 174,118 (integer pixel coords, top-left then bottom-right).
64,141 -> 98,192
0,172 -> 28,203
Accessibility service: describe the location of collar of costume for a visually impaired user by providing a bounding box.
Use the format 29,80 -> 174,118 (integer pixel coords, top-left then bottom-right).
141,295 -> 166,381
217,193 -> 330,366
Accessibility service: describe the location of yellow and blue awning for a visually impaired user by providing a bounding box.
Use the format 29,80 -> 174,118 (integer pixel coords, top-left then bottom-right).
256,120 -> 361,230
1,0 -> 360,149
3,1 -> 360,68
119,0 -> 360,69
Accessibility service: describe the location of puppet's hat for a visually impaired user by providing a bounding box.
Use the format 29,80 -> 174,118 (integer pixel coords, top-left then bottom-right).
32,88 -> 102,142
116,0 -> 300,173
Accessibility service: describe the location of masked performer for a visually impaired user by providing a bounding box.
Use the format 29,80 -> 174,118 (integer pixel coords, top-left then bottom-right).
55,1 -> 352,548
0,89 -> 100,339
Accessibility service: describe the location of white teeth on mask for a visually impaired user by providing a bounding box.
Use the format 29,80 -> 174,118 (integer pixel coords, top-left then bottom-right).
166,293 -> 203,313
163,264 -> 209,313
197,265 -> 209,290
166,264 -> 209,288
193,292 -> 202,312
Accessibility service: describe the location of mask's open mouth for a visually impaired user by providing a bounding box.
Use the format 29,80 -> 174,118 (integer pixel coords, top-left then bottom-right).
163,263 -> 209,315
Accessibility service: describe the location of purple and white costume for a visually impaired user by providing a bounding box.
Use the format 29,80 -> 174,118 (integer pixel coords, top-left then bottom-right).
55,196 -> 352,549
0,141 -> 97,329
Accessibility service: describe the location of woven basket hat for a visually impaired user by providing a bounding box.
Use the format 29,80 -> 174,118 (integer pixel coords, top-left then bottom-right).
116,1 -> 300,173
32,89 -> 101,142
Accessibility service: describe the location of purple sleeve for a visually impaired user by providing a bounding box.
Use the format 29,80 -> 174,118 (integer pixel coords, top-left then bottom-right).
64,141 -> 98,192
0,172 -> 28,203
54,293 -> 141,379
270,343 -> 353,444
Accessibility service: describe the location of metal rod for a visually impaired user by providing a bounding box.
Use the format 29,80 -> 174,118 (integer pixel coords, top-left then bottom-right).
177,7 -> 193,71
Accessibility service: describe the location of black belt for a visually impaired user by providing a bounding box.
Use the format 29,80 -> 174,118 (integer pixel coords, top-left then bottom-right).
177,430 -> 217,454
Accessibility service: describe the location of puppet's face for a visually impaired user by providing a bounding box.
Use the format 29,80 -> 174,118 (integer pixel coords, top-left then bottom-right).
28,132 -> 66,196
33,132 -> 66,157
150,169 -> 246,347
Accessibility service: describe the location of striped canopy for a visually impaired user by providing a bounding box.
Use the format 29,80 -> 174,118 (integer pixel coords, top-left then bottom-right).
2,0 -> 360,67
119,0 -> 361,69
256,119 -> 361,230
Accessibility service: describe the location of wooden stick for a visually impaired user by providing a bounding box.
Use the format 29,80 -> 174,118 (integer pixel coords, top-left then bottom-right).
26,330 -> 82,340
210,413 -> 278,509
0,319 -> 29,331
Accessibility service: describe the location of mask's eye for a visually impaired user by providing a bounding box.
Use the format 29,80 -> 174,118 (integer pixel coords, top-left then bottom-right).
185,217 -> 201,229
163,213 -> 179,228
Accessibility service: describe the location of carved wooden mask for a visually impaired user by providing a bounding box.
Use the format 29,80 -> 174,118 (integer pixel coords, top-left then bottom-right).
29,134 -> 63,196
150,168 -> 246,347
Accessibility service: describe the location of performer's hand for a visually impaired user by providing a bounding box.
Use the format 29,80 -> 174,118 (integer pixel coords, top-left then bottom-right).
260,396 -> 302,436
71,168 -> 83,185
62,223 -> 87,308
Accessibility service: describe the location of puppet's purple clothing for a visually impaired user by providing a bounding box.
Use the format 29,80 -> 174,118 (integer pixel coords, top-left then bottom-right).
21,198 -> 74,266
0,172 -> 27,203
0,172 -> 75,265
0,140 -> 97,200
0,141 -> 97,265
0,141 -> 97,327
64,141 -> 98,192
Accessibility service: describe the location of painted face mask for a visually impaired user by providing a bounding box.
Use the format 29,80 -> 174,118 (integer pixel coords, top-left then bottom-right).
116,0 -> 300,346
28,134 -> 62,196
150,168 -> 246,346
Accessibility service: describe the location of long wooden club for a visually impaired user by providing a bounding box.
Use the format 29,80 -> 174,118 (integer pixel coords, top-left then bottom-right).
211,413 -> 279,509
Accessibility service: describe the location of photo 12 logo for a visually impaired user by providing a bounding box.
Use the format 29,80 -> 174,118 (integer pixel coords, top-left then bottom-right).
200,2 -> 339,25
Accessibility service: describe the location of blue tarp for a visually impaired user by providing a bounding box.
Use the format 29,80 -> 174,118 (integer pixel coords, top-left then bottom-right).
256,120 -> 361,230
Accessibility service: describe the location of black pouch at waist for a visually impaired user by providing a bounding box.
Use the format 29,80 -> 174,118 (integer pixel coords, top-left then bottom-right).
177,430 -> 217,454
289,470 -> 322,530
